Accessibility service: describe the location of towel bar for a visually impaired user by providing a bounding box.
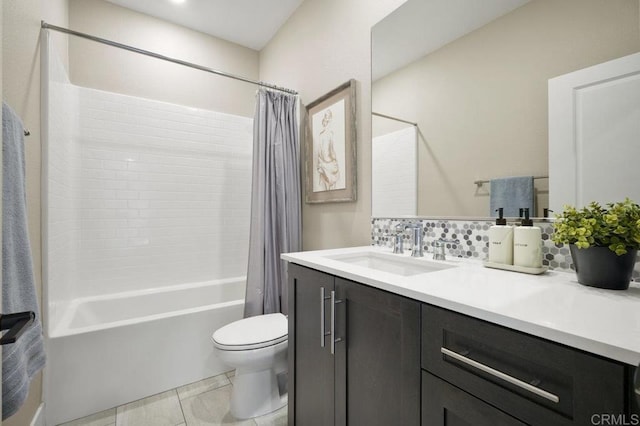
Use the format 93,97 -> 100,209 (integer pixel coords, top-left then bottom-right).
475,176 -> 548,186
0,311 -> 35,345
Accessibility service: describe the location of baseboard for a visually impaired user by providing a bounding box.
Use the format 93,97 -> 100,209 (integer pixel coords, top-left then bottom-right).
30,403 -> 45,426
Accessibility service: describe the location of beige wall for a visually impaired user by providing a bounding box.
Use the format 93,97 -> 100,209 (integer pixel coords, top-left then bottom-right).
69,0 -> 259,117
0,0 -> 3,418
2,0 -> 68,424
373,0 -> 640,217
43,0 -> 70,70
260,0 -> 407,250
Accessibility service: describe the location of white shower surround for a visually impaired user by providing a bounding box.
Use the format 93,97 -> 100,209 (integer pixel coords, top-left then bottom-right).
44,37 -> 253,316
42,34 -> 252,423
49,86 -> 253,298
372,126 -> 417,217
73,88 -> 253,295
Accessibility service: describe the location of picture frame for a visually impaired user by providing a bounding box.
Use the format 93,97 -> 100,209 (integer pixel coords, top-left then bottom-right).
305,79 -> 357,203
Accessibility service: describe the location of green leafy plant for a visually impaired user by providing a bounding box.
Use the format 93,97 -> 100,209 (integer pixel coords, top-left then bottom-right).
552,198 -> 640,255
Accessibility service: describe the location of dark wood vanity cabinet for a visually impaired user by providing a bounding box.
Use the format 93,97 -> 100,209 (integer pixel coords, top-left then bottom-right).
422,304 -> 632,426
288,263 -> 637,426
288,263 -> 421,426
288,264 -> 335,426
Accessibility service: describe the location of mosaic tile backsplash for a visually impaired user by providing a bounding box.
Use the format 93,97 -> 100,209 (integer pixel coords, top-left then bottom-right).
371,217 -> 640,280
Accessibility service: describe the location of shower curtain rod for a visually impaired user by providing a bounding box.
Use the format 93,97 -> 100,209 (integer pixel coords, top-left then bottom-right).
372,112 -> 417,127
41,21 -> 298,95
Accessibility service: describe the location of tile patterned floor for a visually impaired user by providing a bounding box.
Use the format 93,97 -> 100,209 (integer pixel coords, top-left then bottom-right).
59,371 -> 287,426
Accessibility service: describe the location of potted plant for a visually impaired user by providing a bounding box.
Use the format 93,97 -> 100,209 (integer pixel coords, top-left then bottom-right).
552,198 -> 640,290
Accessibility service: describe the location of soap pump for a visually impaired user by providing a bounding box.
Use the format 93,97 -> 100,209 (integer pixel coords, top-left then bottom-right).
513,208 -> 543,268
488,208 -> 513,265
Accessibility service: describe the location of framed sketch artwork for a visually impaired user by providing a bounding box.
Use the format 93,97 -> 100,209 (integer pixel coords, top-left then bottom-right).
305,79 -> 357,203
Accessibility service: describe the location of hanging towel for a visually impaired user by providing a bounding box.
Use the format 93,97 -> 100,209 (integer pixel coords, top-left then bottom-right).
489,176 -> 534,217
2,102 -> 45,420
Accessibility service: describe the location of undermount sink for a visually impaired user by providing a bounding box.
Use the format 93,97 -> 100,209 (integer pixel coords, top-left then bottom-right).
325,251 -> 455,276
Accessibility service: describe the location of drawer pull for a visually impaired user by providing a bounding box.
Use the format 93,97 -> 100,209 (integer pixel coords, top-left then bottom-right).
441,347 -> 560,404
320,287 -> 331,347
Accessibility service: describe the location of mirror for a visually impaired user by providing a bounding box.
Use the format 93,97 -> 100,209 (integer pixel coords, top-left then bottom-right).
371,0 -> 640,218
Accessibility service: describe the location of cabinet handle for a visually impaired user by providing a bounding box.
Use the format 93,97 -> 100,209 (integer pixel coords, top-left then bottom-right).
320,287 -> 331,347
330,290 -> 343,355
441,347 -> 560,404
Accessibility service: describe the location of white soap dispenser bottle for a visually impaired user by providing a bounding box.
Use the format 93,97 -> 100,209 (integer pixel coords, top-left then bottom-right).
488,208 -> 513,265
513,208 -> 543,268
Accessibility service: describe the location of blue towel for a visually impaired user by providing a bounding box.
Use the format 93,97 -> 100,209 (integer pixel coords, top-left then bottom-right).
2,102 -> 45,420
489,176 -> 534,217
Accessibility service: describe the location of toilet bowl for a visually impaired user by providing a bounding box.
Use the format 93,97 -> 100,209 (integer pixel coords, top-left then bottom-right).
212,313 -> 288,419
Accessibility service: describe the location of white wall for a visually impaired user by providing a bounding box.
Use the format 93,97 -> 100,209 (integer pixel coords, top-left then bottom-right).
259,0 -> 407,250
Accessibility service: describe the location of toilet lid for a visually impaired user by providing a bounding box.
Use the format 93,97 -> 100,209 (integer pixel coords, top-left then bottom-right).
212,313 -> 287,351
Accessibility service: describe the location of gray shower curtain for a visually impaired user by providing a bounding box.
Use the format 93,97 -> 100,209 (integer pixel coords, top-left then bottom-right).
244,89 -> 301,317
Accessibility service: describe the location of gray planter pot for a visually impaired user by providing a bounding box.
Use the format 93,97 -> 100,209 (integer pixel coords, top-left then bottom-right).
569,244 -> 637,290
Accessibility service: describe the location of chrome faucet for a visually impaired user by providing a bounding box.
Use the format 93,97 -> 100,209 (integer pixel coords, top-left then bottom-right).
392,224 -> 405,254
432,238 -> 459,261
405,224 -> 424,257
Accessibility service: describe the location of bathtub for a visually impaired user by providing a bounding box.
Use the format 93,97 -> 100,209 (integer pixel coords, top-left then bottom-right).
44,277 -> 245,425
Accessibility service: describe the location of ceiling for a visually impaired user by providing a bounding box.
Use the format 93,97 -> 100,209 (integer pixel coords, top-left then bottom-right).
372,0 -> 530,81
104,0 -> 304,50
104,0 -> 530,74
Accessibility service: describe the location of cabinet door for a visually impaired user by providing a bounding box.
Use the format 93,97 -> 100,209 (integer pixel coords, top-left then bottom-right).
423,371 -> 527,426
288,264 -> 335,426
335,278 -> 421,426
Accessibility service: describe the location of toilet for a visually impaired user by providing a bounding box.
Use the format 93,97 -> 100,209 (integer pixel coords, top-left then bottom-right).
212,313 -> 288,419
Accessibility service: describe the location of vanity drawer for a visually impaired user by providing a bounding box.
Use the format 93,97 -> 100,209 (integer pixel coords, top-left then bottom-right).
422,304 -> 626,426
422,370 -> 526,426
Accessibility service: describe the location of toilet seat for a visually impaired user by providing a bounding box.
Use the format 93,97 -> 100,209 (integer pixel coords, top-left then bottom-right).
212,313 -> 287,351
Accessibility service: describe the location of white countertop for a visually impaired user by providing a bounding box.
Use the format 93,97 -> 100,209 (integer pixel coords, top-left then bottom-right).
282,246 -> 640,366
